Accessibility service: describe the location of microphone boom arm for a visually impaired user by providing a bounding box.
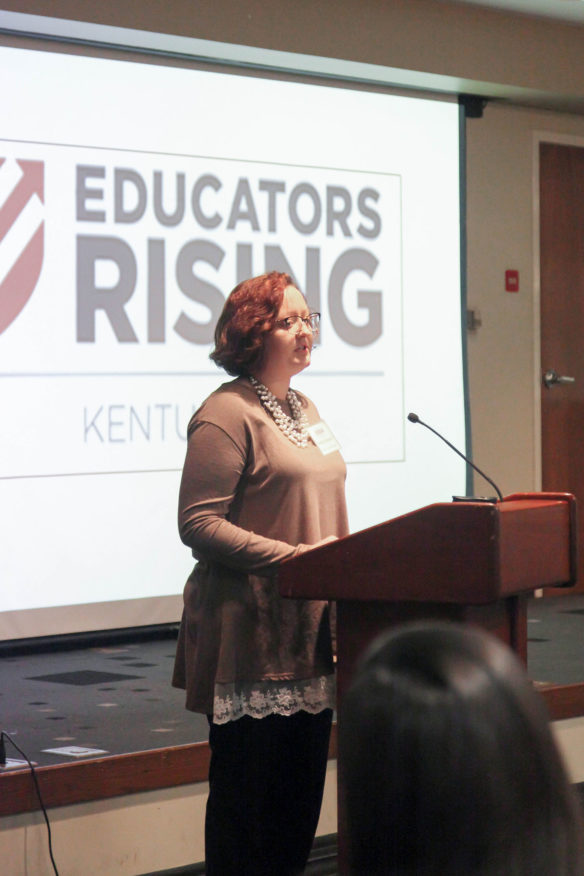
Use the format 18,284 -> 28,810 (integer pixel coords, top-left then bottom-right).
408,412 -> 503,502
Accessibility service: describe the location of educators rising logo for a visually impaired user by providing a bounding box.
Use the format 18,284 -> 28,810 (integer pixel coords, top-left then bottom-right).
0,158 -> 44,335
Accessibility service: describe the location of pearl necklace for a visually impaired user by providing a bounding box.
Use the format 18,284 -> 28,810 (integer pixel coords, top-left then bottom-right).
248,376 -> 310,447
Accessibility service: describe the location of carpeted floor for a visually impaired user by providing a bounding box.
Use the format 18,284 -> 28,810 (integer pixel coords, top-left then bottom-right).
0,629 -> 208,768
527,592 -> 584,684
0,593 -> 583,769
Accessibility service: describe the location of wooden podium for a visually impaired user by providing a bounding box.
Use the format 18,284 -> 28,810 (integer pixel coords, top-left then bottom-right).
278,492 -> 577,873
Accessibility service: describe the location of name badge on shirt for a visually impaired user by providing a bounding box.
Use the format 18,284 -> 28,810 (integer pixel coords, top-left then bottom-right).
307,421 -> 341,455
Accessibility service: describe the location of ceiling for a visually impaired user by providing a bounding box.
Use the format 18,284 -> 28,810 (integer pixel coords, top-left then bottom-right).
451,0 -> 584,24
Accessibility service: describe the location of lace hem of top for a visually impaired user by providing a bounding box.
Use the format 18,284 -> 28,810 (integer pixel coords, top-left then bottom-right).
212,674 -> 335,724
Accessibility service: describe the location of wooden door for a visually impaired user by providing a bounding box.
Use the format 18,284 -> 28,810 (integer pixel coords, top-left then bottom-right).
540,142 -> 584,592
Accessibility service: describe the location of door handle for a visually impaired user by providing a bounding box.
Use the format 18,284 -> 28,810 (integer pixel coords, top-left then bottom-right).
543,369 -> 576,388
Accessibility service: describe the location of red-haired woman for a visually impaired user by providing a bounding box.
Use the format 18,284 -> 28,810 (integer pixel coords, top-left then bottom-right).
173,271 -> 348,875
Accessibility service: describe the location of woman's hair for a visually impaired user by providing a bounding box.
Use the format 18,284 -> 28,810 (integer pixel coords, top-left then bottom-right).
339,622 -> 584,876
210,271 -> 295,376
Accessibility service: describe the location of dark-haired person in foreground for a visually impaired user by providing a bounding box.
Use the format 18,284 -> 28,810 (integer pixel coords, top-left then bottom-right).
339,621 -> 584,876
172,271 -> 348,875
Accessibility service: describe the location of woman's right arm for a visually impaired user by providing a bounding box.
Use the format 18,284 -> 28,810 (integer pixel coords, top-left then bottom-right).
178,419 -> 304,574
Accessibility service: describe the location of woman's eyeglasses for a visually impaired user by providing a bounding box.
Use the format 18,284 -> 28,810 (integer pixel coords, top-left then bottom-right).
276,313 -> 320,332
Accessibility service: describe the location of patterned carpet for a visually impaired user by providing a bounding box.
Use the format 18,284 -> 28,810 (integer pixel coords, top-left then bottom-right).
527,592 -> 584,685
0,629 -> 208,768
1,593 -> 583,769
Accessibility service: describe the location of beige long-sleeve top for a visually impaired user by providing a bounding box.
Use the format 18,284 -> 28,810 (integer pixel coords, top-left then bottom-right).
172,376 -> 349,715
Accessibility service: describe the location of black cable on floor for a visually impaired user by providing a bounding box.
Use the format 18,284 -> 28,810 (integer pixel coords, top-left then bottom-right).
0,731 -> 60,876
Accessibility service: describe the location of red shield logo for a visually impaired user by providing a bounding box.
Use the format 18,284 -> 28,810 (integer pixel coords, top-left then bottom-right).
0,158 -> 44,335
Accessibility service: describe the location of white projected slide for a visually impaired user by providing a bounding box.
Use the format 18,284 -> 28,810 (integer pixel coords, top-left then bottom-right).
0,44 -> 465,639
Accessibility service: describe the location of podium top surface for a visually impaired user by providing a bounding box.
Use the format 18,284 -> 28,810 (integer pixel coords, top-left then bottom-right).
279,492 -> 577,604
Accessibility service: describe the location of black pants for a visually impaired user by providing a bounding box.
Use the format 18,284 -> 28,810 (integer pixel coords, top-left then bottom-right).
205,709 -> 333,876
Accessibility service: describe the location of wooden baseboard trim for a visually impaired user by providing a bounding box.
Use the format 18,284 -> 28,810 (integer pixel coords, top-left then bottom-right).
0,725 -> 338,818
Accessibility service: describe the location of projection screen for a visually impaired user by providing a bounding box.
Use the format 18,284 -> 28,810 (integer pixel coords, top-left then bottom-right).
0,27 -> 466,640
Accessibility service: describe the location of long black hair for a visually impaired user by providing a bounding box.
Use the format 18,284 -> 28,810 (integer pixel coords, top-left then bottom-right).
339,622 -> 584,876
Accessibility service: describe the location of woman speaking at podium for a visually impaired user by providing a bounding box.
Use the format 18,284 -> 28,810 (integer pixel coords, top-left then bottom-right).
173,271 -> 348,875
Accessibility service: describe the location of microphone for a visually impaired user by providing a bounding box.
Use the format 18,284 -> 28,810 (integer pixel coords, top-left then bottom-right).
407,412 -> 503,502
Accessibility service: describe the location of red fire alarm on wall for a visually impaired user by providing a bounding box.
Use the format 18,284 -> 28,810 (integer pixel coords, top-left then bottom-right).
505,269 -> 519,292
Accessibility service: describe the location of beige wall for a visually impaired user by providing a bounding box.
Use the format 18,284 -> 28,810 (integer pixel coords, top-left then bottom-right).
2,2 -> 584,873
3,0 -> 584,108
466,102 -> 584,494
0,764 -> 338,876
